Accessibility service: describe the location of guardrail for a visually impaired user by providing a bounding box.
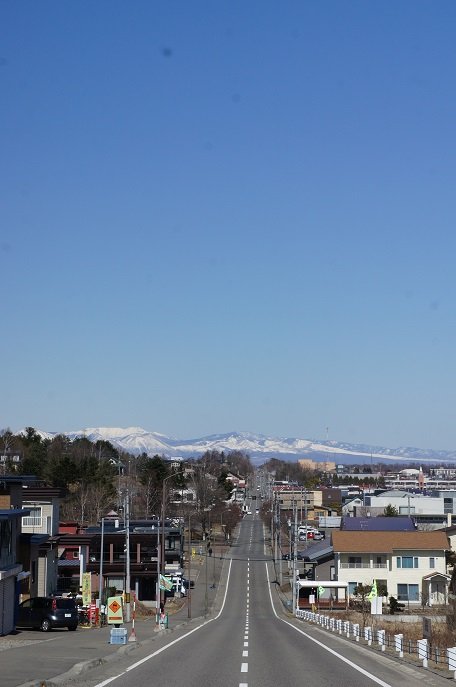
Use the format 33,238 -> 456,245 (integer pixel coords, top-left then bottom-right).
295,609 -> 456,678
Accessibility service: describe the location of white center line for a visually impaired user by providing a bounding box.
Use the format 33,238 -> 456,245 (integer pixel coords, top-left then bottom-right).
244,641 -> 248,647
243,650 -> 248,657
241,663 -> 248,672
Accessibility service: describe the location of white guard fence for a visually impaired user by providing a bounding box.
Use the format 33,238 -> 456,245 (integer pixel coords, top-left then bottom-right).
295,609 -> 456,679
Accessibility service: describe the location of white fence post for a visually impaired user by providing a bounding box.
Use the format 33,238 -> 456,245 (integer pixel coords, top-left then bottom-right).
364,626 -> 372,646
447,646 -> 456,679
417,638 -> 428,669
394,633 -> 403,658
345,621 -> 350,638
353,623 -> 359,642
377,629 -> 385,652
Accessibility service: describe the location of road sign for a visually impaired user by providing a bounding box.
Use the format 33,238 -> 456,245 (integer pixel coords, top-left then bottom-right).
82,572 -> 91,606
107,596 -> 124,624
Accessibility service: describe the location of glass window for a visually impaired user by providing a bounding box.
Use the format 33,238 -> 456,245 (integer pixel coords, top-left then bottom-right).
397,584 -> 419,601
397,556 -> 418,568
397,584 -> 407,599
409,584 -> 419,601
348,582 -> 358,595
429,557 -> 435,568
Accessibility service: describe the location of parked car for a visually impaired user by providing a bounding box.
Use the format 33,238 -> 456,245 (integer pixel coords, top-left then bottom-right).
282,551 -> 305,560
298,531 -> 314,541
16,596 -> 79,632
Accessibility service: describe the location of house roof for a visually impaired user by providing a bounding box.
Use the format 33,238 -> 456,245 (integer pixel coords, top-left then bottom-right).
422,572 -> 451,581
332,530 -> 449,553
0,508 -> 30,519
302,540 -> 334,561
341,516 -> 416,532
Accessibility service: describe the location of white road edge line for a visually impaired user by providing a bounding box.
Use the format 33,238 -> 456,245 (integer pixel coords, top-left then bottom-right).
265,563 -> 392,687
91,559 -> 234,686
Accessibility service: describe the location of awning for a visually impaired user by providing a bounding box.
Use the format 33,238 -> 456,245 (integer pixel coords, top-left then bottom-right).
297,580 -> 348,589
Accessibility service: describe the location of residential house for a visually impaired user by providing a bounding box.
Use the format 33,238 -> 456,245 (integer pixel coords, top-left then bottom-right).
19,485 -> 64,598
332,530 -> 449,606
0,508 -> 29,635
57,518 -> 185,604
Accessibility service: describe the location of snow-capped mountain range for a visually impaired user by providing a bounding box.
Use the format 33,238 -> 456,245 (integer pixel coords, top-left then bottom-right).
29,427 -> 456,466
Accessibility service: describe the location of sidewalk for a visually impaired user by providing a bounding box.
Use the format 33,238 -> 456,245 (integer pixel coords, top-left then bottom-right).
0,537 -> 233,686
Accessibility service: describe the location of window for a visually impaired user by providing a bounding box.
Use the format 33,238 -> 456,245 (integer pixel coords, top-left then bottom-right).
0,520 -> 12,556
348,582 -> 358,595
22,507 -> 42,528
429,557 -> 435,569
396,556 -> 418,569
397,584 -> 419,601
348,556 -> 362,568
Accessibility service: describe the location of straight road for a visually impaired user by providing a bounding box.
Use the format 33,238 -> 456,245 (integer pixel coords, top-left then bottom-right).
45,513 -> 448,687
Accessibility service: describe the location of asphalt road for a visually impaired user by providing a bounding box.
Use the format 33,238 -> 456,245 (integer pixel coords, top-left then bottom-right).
2,513 -> 451,687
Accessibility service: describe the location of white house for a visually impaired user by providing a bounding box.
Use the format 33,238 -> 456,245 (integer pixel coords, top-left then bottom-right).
364,490 -> 449,516
21,487 -> 63,597
332,530 -> 449,606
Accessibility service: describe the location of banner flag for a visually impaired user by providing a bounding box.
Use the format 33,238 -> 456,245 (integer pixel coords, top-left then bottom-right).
367,580 -> 378,600
159,574 -> 173,591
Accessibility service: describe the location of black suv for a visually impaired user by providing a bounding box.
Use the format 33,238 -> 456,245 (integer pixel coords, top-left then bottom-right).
16,596 -> 79,632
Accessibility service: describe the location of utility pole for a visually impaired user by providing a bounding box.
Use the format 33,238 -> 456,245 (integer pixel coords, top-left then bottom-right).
278,496 -> 283,586
125,492 -> 131,622
98,517 -> 105,627
187,513 -> 192,619
292,499 -> 298,614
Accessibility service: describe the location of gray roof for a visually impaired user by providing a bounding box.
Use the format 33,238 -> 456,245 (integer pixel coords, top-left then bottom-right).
0,508 -> 30,519
301,540 -> 333,561
341,516 -> 416,532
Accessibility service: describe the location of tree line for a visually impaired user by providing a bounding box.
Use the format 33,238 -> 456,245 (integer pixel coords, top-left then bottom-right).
0,428 -> 252,531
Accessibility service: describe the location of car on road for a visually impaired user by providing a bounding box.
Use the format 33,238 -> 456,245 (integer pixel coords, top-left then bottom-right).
298,530 -> 314,541
16,596 -> 79,632
281,551 -> 305,560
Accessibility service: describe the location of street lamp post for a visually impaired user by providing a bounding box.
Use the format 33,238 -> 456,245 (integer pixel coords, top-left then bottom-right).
125,493 -> 131,622
203,506 -> 212,616
98,517 -> 105,628
187,511 -> 193,619
156,470 -> 186,622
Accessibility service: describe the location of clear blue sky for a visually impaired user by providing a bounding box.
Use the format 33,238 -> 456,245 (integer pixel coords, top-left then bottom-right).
1,1 -> 456,450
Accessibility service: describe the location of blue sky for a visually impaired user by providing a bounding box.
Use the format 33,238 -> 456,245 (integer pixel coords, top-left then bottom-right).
1,1 -> 456,450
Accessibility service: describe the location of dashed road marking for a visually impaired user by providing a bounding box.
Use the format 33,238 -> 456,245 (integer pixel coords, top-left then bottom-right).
241,663 -> 248,672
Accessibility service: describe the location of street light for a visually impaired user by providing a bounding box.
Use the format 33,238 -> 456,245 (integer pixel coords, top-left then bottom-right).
187,511 -> 194,619
156,470 -> 186,621
203,506 -> 212,616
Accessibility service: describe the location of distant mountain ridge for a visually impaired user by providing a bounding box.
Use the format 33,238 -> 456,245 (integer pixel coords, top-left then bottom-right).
28,427 -> 456,466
